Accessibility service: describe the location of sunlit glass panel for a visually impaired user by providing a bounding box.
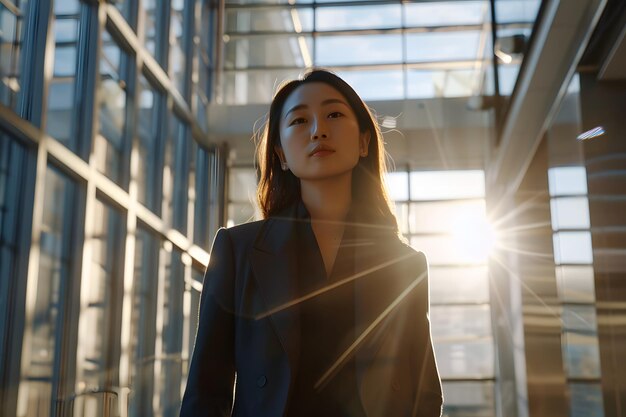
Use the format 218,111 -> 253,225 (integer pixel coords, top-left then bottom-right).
316,34 -> 403,66
442,381 -> 496,417
404,1 -> 488,27
225,35 -> 312,70
226,8 -> 314,33
74,197 -> 125,417
410,170 -> 485,200
553,231 -> 593,265
315,5 -> 401,31
335,69 -> 404,101
46,1 -> 80,150
406,31 -> 482,63
97,29 -> 131,187
18,165 -> 78,417
430,266 -> 489,304
223,69 -> 303,104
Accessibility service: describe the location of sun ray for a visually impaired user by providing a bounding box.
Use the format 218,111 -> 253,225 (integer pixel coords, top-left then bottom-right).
254,251 -> 416,320
314,270 -> 428,390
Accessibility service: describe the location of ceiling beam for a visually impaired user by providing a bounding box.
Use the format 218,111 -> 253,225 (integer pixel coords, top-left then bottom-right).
487,0 -> 607,196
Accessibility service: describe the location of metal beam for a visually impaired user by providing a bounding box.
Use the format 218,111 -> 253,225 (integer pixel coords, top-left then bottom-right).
487,0 -> 608,197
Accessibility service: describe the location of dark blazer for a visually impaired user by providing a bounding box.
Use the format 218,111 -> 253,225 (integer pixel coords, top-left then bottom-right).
180,203 -> 443,417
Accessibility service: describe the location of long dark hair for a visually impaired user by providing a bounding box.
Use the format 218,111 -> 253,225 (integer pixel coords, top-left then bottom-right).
256,69 -> 398,232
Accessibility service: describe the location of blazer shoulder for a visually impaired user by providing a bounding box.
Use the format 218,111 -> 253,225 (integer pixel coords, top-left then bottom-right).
396,239 -> 428,268
211,219 -> 267,254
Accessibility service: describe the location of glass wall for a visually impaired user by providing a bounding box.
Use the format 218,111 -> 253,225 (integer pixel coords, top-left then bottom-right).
386,169 -> 496,416
0,1 -> 225,416
222,0 -> 541,103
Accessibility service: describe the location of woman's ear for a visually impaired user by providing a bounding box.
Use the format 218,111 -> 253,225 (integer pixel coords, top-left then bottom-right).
274,145 -> 286,163
359,131 -> 371,157
274,146 -> 289,171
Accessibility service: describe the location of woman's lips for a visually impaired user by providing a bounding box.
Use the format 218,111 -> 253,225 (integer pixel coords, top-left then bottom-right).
310,150 -> 335,157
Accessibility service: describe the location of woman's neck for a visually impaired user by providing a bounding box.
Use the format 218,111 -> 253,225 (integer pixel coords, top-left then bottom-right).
300,173 -> 352,223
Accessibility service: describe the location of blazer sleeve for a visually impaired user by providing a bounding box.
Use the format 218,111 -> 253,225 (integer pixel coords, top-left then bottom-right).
411,251 -> 444,417
180,228 -> 236,417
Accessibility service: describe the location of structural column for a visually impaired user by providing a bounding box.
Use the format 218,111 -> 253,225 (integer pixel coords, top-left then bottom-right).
579,74 -> 626,417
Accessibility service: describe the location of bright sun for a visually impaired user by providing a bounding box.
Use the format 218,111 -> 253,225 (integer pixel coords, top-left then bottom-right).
449,213 -> 497,263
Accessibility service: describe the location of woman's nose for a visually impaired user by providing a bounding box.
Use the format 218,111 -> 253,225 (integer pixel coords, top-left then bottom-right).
311,117 -> 328,140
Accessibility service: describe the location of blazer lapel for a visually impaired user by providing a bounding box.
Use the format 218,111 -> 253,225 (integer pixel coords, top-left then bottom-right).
250,205 -> 301,379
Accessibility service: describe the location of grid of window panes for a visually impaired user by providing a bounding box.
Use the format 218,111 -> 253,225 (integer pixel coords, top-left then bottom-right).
222,0 -> 541,103
548,166 -> 604,417
386,169 -> 496,416
0,1 -> 225,416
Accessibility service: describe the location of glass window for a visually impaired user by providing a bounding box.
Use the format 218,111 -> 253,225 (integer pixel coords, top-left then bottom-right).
409,200 -> 486,234
385,172 -> 409,201
562,331 -> 601,379
406,31 -> 482,63
229,167 -> 257,203
430,266 -> 489,304
227,167 -> 257,226
74,197 -> 125,417
407,68 -> 482,98
411,234 -> 485,265
431,305 -> 492,341
127,226 -> 159,417
553,231 -> 593,265
110,0 -> 133,26
193,146 -> 212,248
550,197 -> 591,230
442,381 -> 496,417
335,70 -> 404,101
548,166 -> 588,197
18,165 -> 78,417
223,69 -> 303,104
136,74 -> 164,213
0,0 -> 27,110
169,0 -> 187,95
224,35 -> 312,69
142,0 -> 161,58
410,170 -> 485,200
563,305 -> 597,332
97,29 -> 132,187
495,0 -> 541,24
569,382 -> 604,417
225,8 -> 313,33
316,5 -> 401,31
404,1 -> 488,27
556,265 -> 595,303
0,133 -> 31,386
157,248 -> 186,416
46,2 -> 80,149
226,0 -> 313,4
431,305 -> 494,378
195,0 -> 216,129
163,114 -> 190,233
316,34 -> 402,66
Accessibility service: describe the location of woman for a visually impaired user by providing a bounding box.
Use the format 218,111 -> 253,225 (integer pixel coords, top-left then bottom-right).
180,69 -> 443,417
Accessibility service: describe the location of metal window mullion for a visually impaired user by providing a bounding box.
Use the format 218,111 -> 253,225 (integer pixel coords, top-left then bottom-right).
73,0 -> 100,160
16,0 -> 53,126
0,134 -> 38,417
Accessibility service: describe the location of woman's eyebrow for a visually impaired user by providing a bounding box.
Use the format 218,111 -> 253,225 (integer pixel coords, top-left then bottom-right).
284,98 -> 348,119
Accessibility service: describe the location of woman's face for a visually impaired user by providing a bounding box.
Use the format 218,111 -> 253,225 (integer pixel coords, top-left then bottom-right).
275,82 -> 370,182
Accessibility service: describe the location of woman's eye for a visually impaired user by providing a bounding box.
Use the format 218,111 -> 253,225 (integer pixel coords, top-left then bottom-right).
290,117 -> 306,126
328,111 -> 343,119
